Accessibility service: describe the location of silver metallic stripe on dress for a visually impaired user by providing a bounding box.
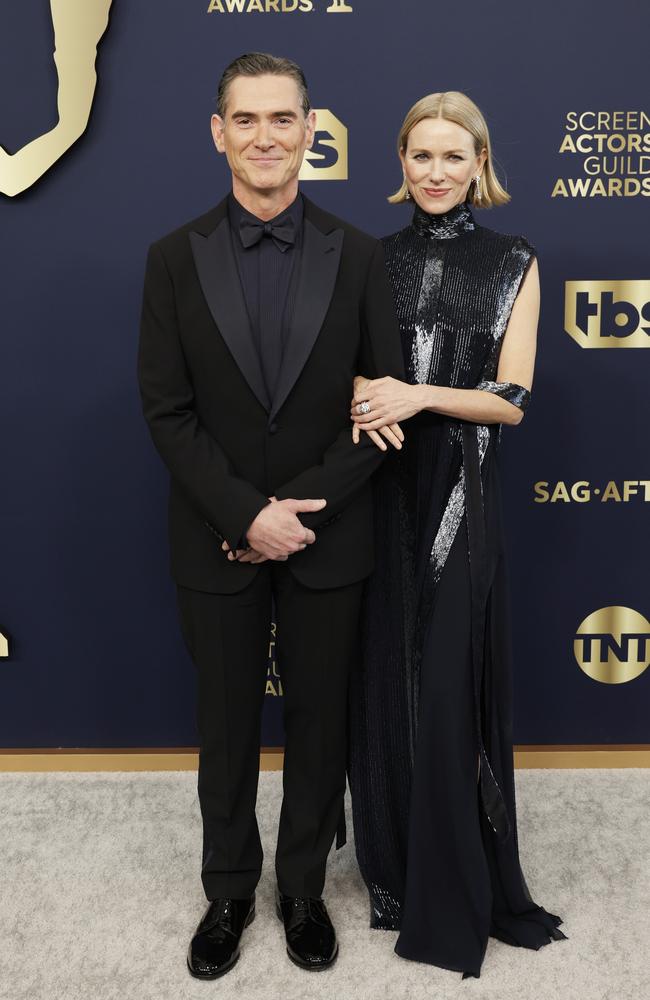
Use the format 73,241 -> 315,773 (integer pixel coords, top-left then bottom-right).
411,252 -> 444,384
369,882 -> 401,930
429,424 -> 490,580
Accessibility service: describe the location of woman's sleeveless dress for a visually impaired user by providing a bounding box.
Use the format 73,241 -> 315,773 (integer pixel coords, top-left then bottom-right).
349,200 -> 566,978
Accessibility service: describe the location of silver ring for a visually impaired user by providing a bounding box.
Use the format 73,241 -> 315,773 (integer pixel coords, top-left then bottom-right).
358,401 -> 371,415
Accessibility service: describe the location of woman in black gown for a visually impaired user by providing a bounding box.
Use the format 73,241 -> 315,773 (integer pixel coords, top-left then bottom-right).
348,92 -> 566,978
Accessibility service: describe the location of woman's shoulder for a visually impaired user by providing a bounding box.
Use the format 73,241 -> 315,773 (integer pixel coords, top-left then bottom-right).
380,226 -> 410,248
474,222 -> 536,260
380,226 -> 416,264
380,221 -> 536,258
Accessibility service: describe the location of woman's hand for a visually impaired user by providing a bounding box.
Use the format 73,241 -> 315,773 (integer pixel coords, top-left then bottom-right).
351,375 -> 404,451
352,421 -> 404,451
352,377 -> 425,432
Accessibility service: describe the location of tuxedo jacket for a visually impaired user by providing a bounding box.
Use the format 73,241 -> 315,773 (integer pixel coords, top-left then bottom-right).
137,194 -> 404,594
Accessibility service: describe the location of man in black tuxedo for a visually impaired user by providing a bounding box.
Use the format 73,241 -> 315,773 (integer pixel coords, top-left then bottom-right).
138,52 -> 403,978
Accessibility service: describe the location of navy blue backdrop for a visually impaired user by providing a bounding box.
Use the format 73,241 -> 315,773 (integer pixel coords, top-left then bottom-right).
1,0 -> 648,748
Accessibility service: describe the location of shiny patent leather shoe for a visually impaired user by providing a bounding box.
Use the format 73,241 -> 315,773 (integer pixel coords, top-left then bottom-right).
275,889 -> 338,970
187,895 -> 255,979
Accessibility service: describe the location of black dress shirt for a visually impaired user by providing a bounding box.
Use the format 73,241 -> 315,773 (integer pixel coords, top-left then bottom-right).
228,193 -> 304,406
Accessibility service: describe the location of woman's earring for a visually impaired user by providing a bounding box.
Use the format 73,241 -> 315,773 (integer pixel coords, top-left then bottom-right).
474,175 -> 482,201
405,188 -> 412,200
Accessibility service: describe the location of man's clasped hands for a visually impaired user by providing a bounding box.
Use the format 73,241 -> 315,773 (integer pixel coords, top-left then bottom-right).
223,375 -> 405,565
222,496 -> 326,564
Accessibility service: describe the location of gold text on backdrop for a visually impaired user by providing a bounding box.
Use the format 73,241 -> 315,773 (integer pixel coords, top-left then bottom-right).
266,623 -> 283,696
534,481 -> 650,503
564,280 -> 650,348
574,608 -> 650,684
0,632 -> 8,658
0,0 -> 113,198
208,0 -> 313,10
206,1 -> 354,12
552,109 -> 650,197
299,110 -> 348,180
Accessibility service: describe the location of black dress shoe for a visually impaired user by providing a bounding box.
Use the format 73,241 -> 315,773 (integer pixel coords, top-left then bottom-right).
275,889 -> 338,970
187,895 -> 255,979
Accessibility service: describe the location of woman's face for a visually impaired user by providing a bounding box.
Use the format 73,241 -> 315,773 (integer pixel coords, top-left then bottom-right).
400,117 -> 487,214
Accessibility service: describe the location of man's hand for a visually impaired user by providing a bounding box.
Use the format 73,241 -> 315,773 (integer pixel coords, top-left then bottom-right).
246,497 -> 326,560
221,541 -> 268,564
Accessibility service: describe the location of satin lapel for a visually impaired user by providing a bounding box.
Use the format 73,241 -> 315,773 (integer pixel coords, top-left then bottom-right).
270,219 -> 344,422
189,220 -> 270,412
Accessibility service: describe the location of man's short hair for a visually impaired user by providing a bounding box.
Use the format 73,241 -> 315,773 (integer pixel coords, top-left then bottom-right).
216,52 -> 311,119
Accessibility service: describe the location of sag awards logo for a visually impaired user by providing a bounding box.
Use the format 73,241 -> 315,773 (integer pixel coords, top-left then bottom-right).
564,280 -> 650,349
574,607 -> 650,684
300,110 -> 348,180
552,110 -> 650,198
534,480 -> 650,503
207,1 -> 353,13
0,0 -> 113,198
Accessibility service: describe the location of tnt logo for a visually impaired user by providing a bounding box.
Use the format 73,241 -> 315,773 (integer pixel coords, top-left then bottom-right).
565,281 -> 650,348
300,110 -> 348,181
574,607 -> 650,684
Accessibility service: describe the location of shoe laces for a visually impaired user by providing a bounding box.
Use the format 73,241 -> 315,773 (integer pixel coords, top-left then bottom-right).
204,899 -> 238,941
288,897 -> 328,928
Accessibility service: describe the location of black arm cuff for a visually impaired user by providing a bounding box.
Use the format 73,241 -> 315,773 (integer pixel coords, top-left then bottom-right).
476,380 -> 531,412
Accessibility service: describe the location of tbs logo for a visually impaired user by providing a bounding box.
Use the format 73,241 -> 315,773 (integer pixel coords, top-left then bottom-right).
565,281 -> 650,348
299,110 -> 348,181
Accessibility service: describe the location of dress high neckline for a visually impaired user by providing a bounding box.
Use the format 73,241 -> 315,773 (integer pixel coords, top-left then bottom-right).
411,200 -> 476,239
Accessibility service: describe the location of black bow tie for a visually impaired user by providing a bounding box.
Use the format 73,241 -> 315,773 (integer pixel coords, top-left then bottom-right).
239,213 -> 297,252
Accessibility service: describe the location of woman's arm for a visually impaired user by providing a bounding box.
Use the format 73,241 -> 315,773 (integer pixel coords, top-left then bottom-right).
352,259 -> 540,431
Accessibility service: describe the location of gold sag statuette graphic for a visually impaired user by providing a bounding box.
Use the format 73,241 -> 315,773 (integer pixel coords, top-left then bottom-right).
327,1 -> 354,10
574,607 -> 650,684
564,280 -> 650,349
300,110 -> 348,181
0,631 -> 8,658
0,0 -> 113,198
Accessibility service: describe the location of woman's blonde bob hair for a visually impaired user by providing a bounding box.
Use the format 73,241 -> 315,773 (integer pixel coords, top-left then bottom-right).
389,91 -> 510,209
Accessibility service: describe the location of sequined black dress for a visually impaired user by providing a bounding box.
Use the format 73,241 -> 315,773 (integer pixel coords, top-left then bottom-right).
349,201 -> 565,978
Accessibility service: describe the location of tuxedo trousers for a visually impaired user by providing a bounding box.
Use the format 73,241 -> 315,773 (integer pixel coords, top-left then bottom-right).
176,561 -> 364,900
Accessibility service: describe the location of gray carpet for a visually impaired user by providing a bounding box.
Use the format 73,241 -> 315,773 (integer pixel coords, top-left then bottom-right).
0,770 -> 647,1000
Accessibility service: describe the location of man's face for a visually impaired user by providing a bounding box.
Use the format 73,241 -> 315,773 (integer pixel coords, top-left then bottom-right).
212,74 -> 316,198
